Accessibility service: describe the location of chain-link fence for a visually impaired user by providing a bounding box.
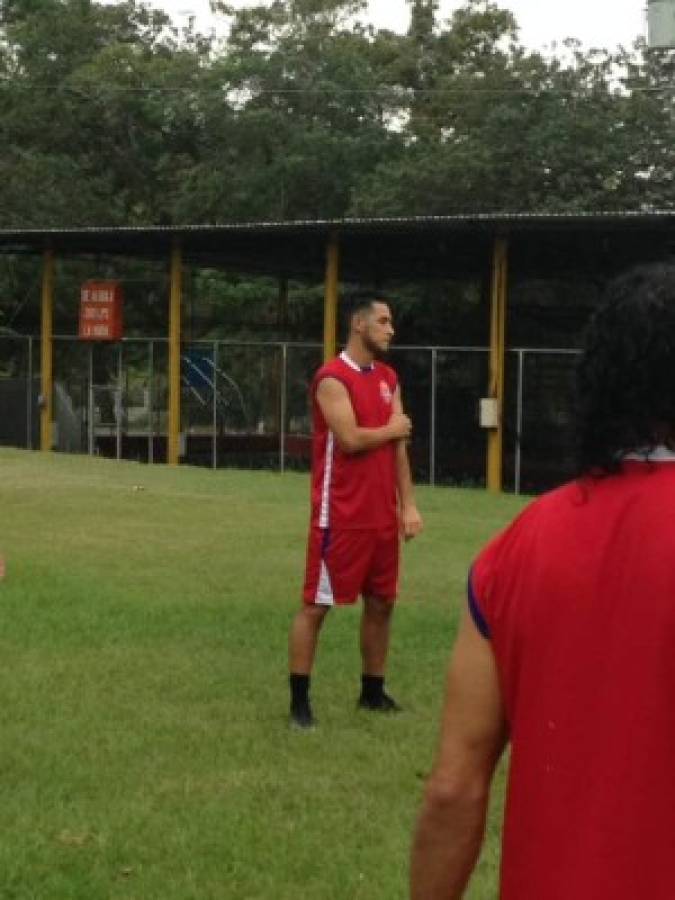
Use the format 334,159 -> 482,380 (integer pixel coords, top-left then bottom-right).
0,335 -> 580,493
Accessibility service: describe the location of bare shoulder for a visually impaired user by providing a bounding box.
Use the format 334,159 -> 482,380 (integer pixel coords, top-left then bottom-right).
316,376 -> 350,402
316,375 -> 357,434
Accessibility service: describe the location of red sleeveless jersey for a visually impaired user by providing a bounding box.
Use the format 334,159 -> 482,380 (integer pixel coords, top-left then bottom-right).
309,352 -> 398,530
470,460 -> 675,900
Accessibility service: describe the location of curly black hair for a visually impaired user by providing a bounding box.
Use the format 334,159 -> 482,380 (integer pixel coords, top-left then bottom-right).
577,263 -> 675,476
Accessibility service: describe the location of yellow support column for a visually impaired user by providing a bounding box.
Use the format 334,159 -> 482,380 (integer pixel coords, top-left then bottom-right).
486,237 -> 508,493
323,233 -> 339,362
40,248 -> 55,452
168,239 -> 182,466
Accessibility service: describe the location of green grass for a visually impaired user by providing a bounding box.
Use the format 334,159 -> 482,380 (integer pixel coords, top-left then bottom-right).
0,448 -> 527,899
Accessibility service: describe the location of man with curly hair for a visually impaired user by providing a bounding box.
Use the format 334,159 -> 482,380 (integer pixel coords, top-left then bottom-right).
411,264 -> 675,900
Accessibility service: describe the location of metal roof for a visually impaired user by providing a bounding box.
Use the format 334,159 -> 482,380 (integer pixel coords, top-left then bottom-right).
1,211 -> 674,280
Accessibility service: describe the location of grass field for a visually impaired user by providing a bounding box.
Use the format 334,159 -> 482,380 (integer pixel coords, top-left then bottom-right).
0,448 -> 527,899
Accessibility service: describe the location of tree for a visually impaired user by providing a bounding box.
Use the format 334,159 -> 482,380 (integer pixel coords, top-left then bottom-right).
172,0 -> 401,222
1,0 -> 675,337
0,0 -> 213,227
351,4 -> 675,215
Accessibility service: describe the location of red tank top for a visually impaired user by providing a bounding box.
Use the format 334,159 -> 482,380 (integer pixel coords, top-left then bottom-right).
470,461 -> 675,899
309,352 -> 398,530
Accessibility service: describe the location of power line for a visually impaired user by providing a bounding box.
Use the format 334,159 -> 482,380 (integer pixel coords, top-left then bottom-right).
4,83 -> 675,99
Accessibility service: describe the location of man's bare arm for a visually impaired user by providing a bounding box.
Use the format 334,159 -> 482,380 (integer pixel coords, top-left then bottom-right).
316,377 -> 411,454
392,387 -> 423,539
411,612 -> 508,900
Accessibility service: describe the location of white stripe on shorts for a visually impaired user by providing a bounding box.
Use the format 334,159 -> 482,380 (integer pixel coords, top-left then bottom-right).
315,559 -> 335,606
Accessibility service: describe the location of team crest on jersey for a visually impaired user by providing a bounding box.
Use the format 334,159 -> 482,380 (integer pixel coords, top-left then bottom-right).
380,380 -> 393,404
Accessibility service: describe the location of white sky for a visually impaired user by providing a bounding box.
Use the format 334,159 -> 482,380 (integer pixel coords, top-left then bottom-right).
161,1 -> 648,51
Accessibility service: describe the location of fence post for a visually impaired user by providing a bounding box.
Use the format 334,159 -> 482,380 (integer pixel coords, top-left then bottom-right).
168,239 -> 182,465
88,343 -> 94,456
116,343 -> 123,461
515,350 -> 524,495
430,348 -> 437,487
26,336 -> 33,450
323,234 -> 339,362
212,341 -> 218,470
280,343 -> 288,474
148,340 -> 154,464
486,237 -> 508,493
40,247 -> 55,452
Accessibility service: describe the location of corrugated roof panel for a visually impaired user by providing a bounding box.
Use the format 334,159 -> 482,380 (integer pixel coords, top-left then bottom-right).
0,211 -> 673,280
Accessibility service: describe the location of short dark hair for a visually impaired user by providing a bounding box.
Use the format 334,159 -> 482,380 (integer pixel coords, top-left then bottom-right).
342,292 -> 391,335
576,263 -> 675,475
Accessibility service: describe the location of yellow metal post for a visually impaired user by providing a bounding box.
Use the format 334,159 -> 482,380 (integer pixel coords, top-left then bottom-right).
487,237 -> 508,493
168,239 -> 182,466
40,248 -> 55,452
323,233 -> 339,362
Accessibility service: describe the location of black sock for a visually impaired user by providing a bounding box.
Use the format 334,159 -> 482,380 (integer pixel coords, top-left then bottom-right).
290,673 -> 310,709
361,674 -> 384,703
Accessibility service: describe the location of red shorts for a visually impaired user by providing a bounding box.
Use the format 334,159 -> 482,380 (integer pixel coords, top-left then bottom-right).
303,526 -> 400,606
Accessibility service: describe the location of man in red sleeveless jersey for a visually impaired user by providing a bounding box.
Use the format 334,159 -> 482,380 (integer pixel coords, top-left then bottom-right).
411,263 -> 675,900
288,295 -> 423,728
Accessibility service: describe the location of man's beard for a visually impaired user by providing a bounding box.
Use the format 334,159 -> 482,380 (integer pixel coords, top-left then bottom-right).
363,332 -> 388,357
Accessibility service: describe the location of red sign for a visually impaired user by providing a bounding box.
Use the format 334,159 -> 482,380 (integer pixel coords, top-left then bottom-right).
79,281 -> 123,341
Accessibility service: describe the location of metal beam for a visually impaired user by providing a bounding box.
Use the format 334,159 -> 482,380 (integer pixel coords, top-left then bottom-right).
168,239 -> 182,466
487,237 -> 508,493
40,248 -> 54,452
323,233 -> 339,362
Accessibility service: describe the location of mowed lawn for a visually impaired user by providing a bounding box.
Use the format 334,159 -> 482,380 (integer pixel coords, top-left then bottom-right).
0,448 -> 527,900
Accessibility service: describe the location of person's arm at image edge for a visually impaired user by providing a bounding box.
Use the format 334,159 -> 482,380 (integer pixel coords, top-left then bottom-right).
316,376 -> 411,454
410,612 -> 507,900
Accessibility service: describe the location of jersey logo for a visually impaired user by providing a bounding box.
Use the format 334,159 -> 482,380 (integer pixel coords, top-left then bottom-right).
380,380 -> 393,404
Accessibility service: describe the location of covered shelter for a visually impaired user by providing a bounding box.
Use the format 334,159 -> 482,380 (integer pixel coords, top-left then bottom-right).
1,210 -> 675,492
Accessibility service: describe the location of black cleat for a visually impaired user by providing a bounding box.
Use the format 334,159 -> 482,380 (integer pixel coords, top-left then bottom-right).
290,704 -> 316,729
358,691 -> 402,713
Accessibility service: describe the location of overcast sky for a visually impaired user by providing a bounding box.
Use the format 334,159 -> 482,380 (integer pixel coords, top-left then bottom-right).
159,0 -> 647,51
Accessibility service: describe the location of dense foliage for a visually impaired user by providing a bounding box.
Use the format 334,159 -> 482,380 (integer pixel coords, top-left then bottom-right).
2,0 -> 674,229
1,0 -> 673,336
